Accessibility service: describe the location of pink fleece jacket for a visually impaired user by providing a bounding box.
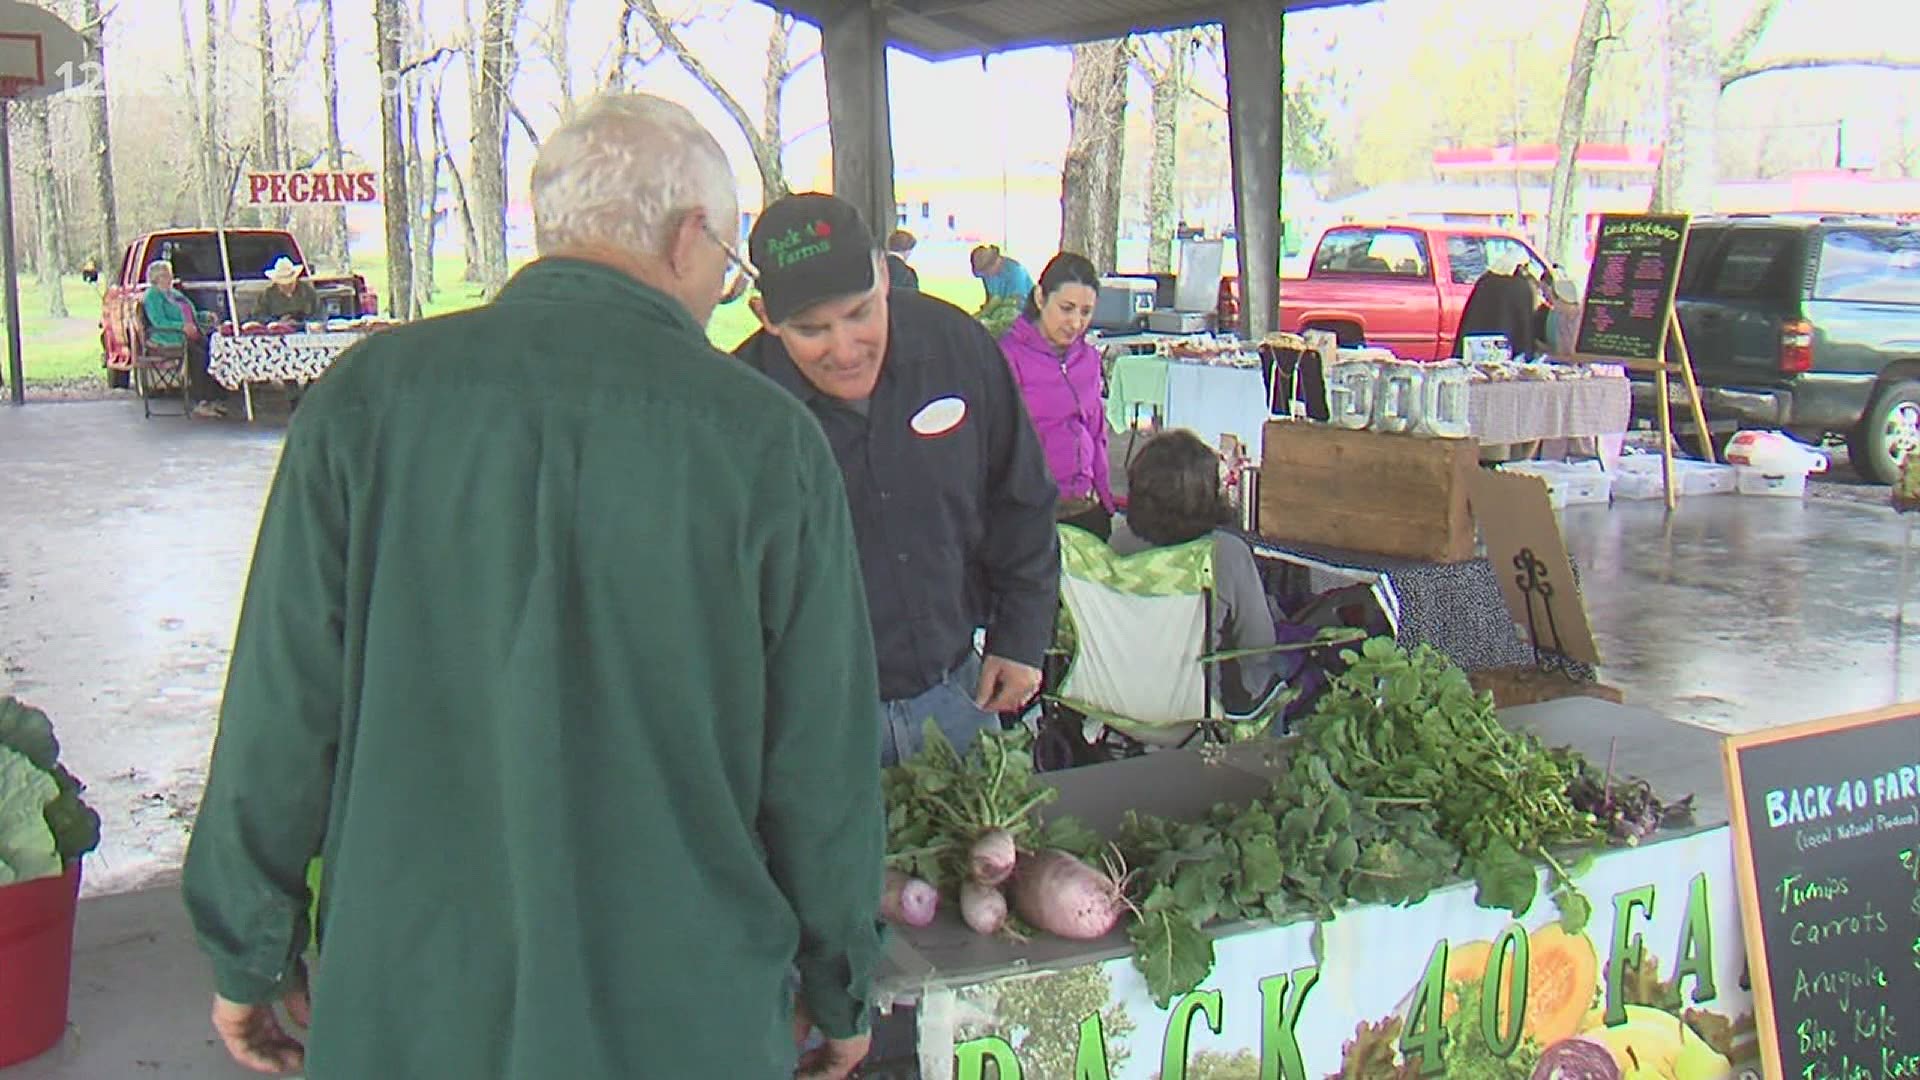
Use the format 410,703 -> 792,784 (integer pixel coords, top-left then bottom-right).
997,315 -> 1113,511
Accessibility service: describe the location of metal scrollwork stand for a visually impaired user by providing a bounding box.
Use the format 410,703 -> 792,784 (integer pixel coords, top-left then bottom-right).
1513,547 -> 1579,677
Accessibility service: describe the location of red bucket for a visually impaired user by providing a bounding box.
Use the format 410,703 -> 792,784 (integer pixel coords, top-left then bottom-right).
0,860 -> 81,1067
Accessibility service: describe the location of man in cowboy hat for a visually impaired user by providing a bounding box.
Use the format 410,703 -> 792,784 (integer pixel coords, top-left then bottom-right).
256,255 -> 320,324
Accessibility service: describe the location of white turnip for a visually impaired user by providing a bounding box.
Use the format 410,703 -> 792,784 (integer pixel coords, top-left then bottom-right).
960,882 -> 1009,936
1009,849 -> 1129,940
969,828 -> 1018,888
881,869 -> 939,928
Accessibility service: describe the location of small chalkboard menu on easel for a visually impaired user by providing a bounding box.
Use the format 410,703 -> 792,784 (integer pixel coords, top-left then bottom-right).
1722,705 -> 1920,1080
1572,213 -> 1716,510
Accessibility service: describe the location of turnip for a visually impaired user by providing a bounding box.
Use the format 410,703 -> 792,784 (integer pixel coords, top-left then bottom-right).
1009,849 -> 1131,940
881,869 -> 939,928
960,882 -> 1009,936
969,828 -> 1018,888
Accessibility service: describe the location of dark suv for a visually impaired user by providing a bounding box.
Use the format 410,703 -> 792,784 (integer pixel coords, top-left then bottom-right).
1632,214 -> 1920,483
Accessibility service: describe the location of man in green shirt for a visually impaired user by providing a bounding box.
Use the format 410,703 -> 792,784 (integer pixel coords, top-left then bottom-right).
182,93 -> 885,1080
254,256 -> 320,323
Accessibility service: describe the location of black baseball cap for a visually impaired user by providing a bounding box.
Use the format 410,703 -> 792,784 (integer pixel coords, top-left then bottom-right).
748,193 -> 878,325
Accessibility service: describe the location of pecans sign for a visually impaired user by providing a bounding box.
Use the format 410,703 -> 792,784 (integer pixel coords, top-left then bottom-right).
245,171 -> 380,206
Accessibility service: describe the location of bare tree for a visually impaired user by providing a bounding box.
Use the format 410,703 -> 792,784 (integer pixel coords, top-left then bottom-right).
544,0 -> 575,114
1062,40 -> 1129,272
27,102 -> 69,316
74,0 -> 117,273
405,0 -> 440,316
629,0 -> 801,207
435,86 -> 480,287
1132,31 -> 1196,274
256,0 -> 288,229
1544,0 -> 1612,269
469,0 -> 528,294
1655,0 -> 1716,213
375,0 -> 414,316
315,0 -> 352,270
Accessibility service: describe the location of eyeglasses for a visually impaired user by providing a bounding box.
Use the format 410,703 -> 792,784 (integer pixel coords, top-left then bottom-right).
706,225 -> 760,305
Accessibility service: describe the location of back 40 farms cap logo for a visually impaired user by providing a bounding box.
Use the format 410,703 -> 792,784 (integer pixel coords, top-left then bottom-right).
766,221 -> 835,269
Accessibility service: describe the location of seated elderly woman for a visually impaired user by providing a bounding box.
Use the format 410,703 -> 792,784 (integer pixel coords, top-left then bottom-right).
141,260 -> 228,418
1108,429 -> 1294,714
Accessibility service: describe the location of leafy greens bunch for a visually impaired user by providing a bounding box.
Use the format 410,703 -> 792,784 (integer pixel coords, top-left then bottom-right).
0,696 -> 103,885
1117,638 -> 1613,1007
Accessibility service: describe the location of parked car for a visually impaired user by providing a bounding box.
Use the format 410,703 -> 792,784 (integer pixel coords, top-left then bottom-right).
1632,214 -> 1920,484
100,228 -> 377,387
1217,222 -> 1548,360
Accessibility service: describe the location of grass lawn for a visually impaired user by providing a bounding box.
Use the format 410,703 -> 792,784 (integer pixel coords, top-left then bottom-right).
5,254 -> 985,386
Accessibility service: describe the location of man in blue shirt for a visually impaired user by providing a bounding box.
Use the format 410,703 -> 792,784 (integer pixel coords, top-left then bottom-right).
970,245 -> 1035,311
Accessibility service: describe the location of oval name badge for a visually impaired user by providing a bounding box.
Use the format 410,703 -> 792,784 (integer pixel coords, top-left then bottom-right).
909,396 -> 968,438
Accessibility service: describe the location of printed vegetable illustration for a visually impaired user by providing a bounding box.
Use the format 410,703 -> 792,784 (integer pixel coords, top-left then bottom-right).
1523,925 -> 1600,1047
1577,1005 -> 1729,1080
1531,1035 -> 1623,1080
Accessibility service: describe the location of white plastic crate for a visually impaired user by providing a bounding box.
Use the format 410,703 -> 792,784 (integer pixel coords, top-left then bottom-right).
1498,461 -> 1612,508
1611,468 -> 1667,500
1735,466 -> 1811,498
1673,460 -> 1737,496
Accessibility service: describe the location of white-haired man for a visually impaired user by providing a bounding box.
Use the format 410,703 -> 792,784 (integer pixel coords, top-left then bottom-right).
183,94 -> 884,1080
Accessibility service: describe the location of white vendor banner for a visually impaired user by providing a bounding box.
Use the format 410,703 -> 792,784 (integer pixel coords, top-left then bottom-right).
919,826 -> 1757,1079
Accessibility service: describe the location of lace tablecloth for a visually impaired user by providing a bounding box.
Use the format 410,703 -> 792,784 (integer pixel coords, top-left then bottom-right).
208,332 -> 367,391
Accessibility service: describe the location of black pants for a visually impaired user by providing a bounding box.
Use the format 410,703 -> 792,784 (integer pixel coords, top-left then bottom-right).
185,338 -> 229,404
1059,503 -> 1112,542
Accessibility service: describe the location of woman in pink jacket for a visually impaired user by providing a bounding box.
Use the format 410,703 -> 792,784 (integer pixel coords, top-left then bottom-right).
998,253 -> 1115,540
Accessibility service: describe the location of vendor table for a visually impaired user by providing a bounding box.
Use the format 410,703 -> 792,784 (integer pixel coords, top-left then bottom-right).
1469,373 -> 1631,447
871,699 -> 1755,1079
1103,352 -> 1270,452
208,331 -> 367,421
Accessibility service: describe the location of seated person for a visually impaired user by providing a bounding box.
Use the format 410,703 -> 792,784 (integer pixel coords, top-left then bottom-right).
1109,429 -> 1292,715
141,259 -> 227,419
255,256 -> 320,323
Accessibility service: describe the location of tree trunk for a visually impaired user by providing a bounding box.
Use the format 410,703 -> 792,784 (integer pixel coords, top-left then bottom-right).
551,0 -> 574,114
29,103 -> 69,317
1061,40 -> 1128,272
760,14 -> 792,209
1656,0 -> 1717,214
469,0 -> 523,295
176,0 -> 211,223
374,0 -> 413,317
78,0 -> 117,274
202,0 -> 223,221
407,68 -> 432,317
436,89 -> 479,284
1544,0 -> 1608,270
257,0 -> 287,229
318,0 -> 351,270
421,71 -> 448,297
1144,37 -> 1187,274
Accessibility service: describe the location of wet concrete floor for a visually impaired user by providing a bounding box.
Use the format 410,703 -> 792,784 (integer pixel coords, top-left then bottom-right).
3,398 -> 1919,898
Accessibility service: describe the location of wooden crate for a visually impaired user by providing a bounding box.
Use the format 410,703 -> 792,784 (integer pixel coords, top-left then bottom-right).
1257,422 -> 1479,563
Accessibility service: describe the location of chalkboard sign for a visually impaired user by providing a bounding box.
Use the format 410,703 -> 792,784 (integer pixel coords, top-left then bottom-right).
1574,213 -> 1690,366
1722,705 -> 1920,1080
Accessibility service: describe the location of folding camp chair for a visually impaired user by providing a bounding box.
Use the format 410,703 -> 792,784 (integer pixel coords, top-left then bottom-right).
1033,524 -> 1358,771
129,304 -> 191,419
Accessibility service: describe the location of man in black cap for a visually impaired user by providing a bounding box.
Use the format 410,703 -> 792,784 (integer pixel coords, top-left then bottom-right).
735,192 -> 1060,767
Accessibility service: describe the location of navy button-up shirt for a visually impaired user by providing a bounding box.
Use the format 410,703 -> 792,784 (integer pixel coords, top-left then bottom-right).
737,290 -> 1061,701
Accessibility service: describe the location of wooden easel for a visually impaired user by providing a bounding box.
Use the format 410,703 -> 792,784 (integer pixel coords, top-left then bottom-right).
1630,311 -> 1715,512
1571,213 -> 1715,512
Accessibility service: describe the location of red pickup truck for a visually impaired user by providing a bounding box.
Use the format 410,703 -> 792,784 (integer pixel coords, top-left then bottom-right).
1223,223 -> 1549,361
101,228 -> 377,386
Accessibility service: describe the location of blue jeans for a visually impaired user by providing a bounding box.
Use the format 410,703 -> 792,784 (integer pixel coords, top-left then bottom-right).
879,651 -> 999,767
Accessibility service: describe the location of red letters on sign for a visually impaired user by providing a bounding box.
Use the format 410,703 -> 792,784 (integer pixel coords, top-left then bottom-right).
243,172 -> 382,206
